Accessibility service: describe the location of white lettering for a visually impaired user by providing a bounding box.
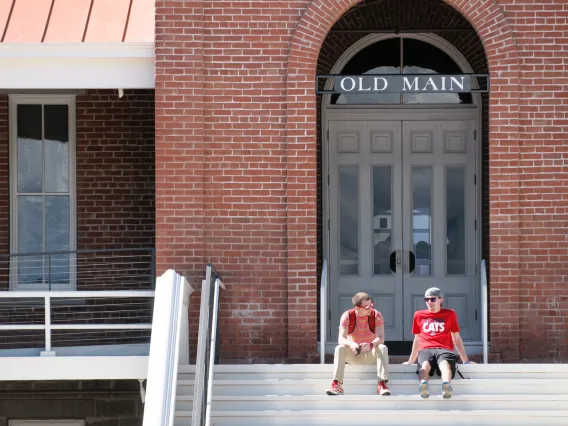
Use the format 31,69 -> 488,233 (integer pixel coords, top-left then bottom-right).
340,77 -> 356,92
373,77 -> 388,91
450,76 -> 465,91
440,76 -> 446,91
358,77 -> 372,91
423,77 -> 439,91
422,320 -> 445,333
402,77 -> 419,92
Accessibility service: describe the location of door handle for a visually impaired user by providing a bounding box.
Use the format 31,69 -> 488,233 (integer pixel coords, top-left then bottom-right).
409,250 -> 416,274
389,250 -> 401,273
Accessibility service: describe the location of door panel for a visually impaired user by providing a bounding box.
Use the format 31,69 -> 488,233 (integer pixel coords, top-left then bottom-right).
401,120 -> 478,341
329,120 -> 404,342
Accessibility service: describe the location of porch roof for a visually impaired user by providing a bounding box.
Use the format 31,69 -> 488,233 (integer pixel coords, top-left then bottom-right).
0,0 -> 155,89
0,0 -> 154,43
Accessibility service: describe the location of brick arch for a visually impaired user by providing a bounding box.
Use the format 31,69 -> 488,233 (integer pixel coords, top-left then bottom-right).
285,0 -> 522,360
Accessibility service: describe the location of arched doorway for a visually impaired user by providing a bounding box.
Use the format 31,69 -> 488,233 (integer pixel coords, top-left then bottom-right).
321,32 -> 485,353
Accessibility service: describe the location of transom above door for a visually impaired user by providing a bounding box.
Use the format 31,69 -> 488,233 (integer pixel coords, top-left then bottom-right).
327,118 -> 479,343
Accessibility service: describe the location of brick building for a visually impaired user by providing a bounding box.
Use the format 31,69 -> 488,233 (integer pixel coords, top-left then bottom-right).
0,0 -> 567,422
153,0 -> 567,364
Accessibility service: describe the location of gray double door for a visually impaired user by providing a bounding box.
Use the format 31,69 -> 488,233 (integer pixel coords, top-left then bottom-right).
327,118 -> 479,343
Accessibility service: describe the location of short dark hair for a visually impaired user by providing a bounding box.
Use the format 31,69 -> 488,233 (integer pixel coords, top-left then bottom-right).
352,292 -> 371,307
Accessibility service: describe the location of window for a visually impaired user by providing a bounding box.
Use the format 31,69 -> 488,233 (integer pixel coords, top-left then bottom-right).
332,37 -> 473,105
9,95 -> 76,290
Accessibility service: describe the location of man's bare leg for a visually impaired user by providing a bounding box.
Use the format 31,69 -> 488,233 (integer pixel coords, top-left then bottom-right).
418,361 -> 431,398
439,360 -> 453,399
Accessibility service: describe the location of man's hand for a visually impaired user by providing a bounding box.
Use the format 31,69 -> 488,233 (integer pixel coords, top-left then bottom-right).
349,342 -> 359,355
360,342 -> 372,353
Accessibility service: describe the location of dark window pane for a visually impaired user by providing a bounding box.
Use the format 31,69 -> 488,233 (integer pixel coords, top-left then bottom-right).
44,105 -> 69,142
44,106 -> 70,192
17,105 -> 43,193
332,38 -> 401,105
402,39 -> 472,105
17,105 -> 42,140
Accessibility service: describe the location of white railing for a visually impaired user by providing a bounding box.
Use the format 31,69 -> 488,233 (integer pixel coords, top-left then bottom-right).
192,264 -> 225,426
481,259 -> 488,364
0,290 -> 155,356
320,260 -> 328,364
143,269 -> 193,426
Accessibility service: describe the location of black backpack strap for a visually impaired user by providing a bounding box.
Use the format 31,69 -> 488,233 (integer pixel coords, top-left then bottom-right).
456,365 -> 468,379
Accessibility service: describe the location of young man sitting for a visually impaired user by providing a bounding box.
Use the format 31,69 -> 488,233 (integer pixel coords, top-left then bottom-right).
326,292 -> 391,396
405,287 -> 471,399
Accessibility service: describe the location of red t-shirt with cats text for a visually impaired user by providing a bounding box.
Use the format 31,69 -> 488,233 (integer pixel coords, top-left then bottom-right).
412,308 -> 460,351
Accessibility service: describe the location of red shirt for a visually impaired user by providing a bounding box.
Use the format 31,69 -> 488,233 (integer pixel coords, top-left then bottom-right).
341,309 -> 385,344
412,308 -> 460,351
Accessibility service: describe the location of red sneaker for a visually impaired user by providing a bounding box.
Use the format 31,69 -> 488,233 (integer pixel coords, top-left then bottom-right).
326,380 -> 344,395
377,381 -> 391,396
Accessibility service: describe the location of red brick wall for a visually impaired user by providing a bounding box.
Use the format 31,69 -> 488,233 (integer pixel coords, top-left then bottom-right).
155,0 -> 292,360
155,0 -> 568,362
76,89 -> 155,252
511,1 -> 568,362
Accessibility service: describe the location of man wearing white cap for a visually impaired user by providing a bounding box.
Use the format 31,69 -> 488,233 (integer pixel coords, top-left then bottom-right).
405,287 -> 471,399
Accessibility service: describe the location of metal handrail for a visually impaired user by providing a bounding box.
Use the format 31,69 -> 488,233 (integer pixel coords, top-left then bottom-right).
205,277 -> 225,426
320,260 -> 328,364
192,264 -> 226,426
481,259 -> 488,364
142,269 -> 193,426
0,290 -> 154,356
2,248 -> 156,290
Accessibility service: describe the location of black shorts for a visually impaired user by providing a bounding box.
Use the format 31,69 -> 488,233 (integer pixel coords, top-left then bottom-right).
417,348 -> 459,378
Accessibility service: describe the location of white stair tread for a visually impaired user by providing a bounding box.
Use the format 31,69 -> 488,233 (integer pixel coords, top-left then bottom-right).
175,409 -> 568,417
177,378 -> 568,385
175,394 -> 568,401
177,364 -> 568,373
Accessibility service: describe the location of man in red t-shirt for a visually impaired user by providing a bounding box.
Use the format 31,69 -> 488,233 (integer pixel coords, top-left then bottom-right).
325,292 -> 391,396
405,287 -> 471,399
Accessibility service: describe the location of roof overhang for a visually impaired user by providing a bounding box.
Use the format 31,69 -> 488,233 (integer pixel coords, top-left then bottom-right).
0,42 -> 155,89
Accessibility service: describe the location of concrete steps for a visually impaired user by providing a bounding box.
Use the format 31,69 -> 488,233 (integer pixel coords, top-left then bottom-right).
173,363 -> 568,426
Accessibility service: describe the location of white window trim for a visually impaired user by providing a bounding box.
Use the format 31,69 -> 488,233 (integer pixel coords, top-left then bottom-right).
8,94 -> 77,291
10,421 -> 84,426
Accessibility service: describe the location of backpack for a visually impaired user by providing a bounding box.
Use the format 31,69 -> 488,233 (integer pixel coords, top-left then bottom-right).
347,308 -> 376,334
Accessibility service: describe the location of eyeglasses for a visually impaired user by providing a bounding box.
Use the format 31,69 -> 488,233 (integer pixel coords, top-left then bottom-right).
357,301 -> 374,310
424,297 -> 438,302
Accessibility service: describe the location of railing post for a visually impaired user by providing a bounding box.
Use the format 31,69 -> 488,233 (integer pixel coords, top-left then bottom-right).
205,278 -> 222,426
481,259 -> 488,364
192,267 -> 212,426
40,296 -> 56,357
150,249 -> 156,289
320,260 -> 327,364
48,253 -> 52,291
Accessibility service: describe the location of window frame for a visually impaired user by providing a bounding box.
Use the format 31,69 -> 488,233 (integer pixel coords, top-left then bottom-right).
8,94 -> 77,291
